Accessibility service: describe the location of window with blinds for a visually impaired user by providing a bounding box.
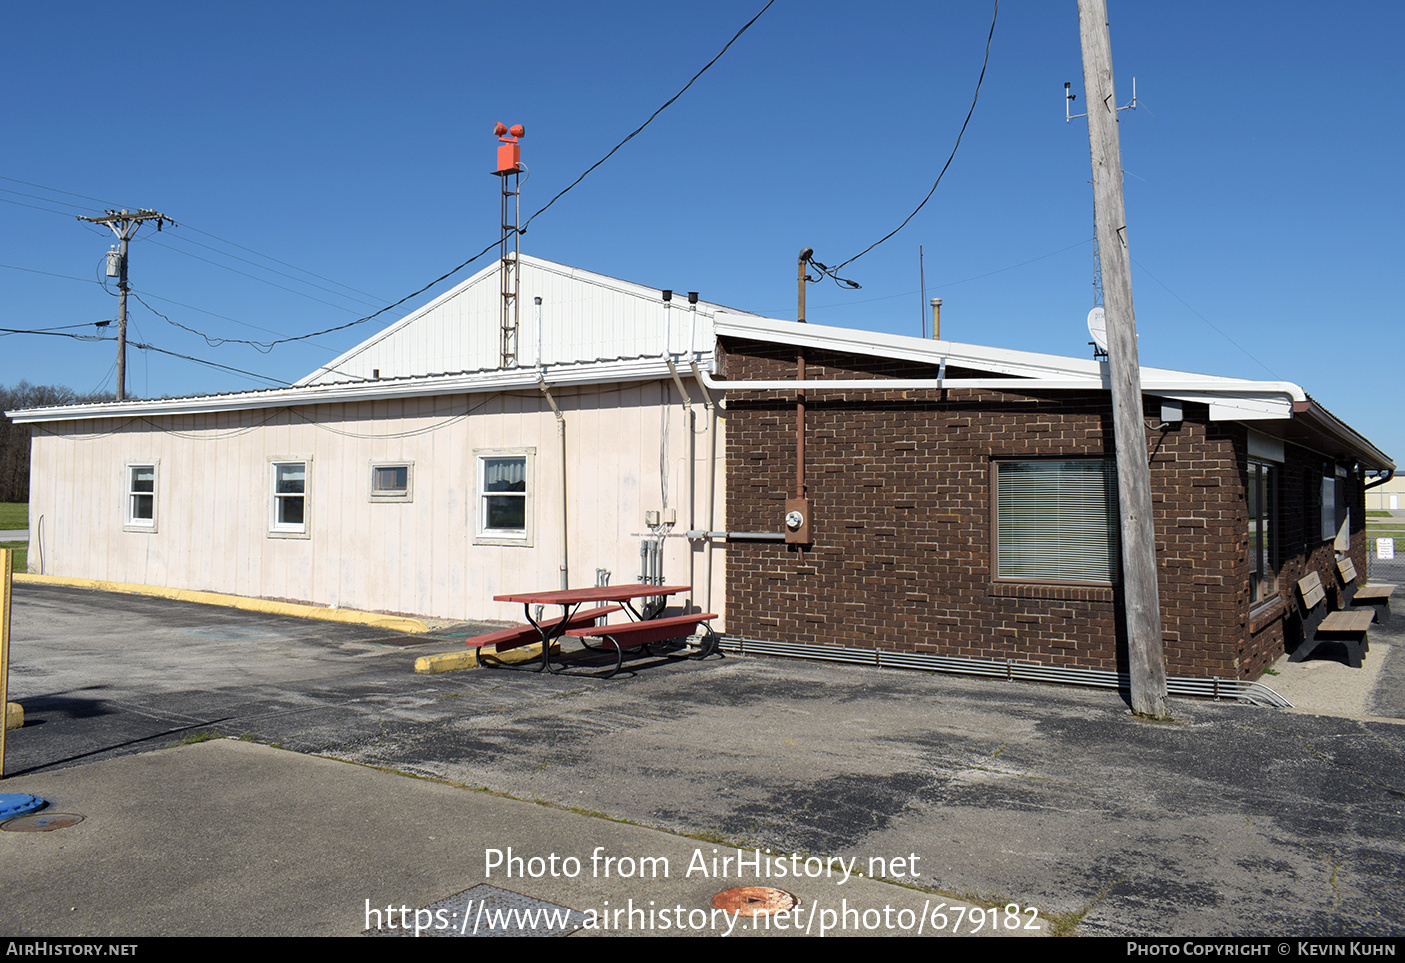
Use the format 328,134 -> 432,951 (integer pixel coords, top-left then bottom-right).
995,460 -> 1120,583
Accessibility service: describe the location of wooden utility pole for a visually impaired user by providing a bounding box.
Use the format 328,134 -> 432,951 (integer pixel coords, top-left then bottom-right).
77,209 -> 176,401
1077,0 -> 1168,717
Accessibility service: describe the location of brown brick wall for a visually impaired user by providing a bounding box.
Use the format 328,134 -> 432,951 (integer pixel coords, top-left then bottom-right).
719,337 -> 1359,681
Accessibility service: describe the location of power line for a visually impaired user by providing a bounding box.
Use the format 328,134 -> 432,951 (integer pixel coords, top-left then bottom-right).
143,236 -> 376,313
127,339 -> 289,387
0,325 -> 289,388
131,290 -> 278,353
0,187 -> 103,214
131,289 -> 340,351
1130,256 -> 1283,380
0,263 -> 102,285
520,0 -> 775,234
161,230 -> 385,307
176,223 -> 389,303
0,195 -> 94,219
830,1 -> 1000,274
0,326 -> 110,341
0,174 -> 126,209
0,322 -> 109,337
2,173 -> 391,309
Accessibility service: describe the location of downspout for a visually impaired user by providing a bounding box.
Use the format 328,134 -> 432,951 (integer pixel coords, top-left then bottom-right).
664,299 -> 696,612
796,249 -> 810,502
536,297 -> 569,590
690,350 -> 718,618
1365,468 -> 1396,491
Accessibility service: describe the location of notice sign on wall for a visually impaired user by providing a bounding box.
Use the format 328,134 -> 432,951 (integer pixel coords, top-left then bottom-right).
1379,538 -> 1396,560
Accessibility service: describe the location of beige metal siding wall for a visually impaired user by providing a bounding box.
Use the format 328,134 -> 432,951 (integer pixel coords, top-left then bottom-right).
27,384 -> 725,625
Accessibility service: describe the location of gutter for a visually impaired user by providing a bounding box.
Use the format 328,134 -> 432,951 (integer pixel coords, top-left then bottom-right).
6,356 -> 712,424
695,370 -> 1304,400
1292,398 -> 1395,472
1365,469 -> 1395,491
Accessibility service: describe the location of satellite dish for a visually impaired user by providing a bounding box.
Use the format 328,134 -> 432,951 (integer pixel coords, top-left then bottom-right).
1087,306 -> 1108,352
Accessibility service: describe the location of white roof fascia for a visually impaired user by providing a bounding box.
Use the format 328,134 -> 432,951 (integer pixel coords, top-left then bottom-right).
520,255 -> 758,315
712,313 -> 1305,418
8,355 -> 699,424
715,312 -> 1096,380
293,258 -> 502,386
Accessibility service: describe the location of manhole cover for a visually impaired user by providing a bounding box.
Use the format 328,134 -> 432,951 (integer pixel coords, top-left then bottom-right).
711,887 -> 799,917
2,812 -> 83,833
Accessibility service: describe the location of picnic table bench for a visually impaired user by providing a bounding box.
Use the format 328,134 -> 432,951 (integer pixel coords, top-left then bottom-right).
566,612 -> 718,678
1337,556 -> 1394,625
464,605 -> 622,665
485,584 -> 708,675
1293,570 -> 1371,668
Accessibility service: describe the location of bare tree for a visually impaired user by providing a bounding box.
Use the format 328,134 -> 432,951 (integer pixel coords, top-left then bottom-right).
0,383 -> 114,502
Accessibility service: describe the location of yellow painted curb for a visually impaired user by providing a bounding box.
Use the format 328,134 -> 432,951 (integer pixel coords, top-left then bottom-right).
414,642 -> 557,675
14,574 -> 428,634
4,702 -> 21,731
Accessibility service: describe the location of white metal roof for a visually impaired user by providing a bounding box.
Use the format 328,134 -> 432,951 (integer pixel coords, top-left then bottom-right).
11,255 -> 1388,470
712,313 -> 1309,421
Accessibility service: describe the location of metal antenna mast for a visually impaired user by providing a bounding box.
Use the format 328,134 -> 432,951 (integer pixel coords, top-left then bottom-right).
494,123 -> 526,368
76,208 -> 176,400
1066,77 -> 1137,336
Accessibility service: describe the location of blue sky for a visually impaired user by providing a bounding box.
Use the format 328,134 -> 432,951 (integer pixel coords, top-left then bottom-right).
3,1 -> 1402,462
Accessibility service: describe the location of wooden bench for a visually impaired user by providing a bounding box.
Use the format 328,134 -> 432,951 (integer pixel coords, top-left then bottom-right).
1337,556 -> 1395,625
564,612 -> 718,678
1294,571 -> 1370,668
465,605 -> 621,663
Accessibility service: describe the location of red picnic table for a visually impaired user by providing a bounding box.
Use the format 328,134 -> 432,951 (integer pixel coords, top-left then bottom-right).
488,584 -> 714,676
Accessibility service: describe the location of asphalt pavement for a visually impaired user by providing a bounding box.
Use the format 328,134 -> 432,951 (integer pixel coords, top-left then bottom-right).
2,582 -> 1403,938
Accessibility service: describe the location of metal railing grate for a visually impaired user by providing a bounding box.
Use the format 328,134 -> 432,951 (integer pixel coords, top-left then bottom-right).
719,636 -> 1293,708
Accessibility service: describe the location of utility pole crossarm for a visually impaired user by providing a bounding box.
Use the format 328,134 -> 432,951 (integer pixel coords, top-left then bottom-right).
77,209 -> 177,234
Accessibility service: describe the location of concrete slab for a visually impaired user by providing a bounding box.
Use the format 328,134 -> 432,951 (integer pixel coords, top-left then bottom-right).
0,740 -> 1000,938
4,582 -> 1405,937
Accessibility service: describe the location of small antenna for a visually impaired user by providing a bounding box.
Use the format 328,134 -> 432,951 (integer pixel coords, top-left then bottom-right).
1065,76 -> 1138,122
1067,76 -> 1141,357
919,244 -> 926,339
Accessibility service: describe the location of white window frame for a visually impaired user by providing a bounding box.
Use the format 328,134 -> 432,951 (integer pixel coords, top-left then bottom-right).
474,448 -> 534,547
369,461 -> 414,502
124,462 -> 158,533
1321,474 -> 1337,542
1248,458 -> 1278,607
269,458 -> 311,538
993,458 -> 1120,585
